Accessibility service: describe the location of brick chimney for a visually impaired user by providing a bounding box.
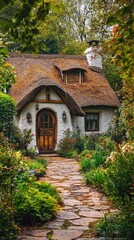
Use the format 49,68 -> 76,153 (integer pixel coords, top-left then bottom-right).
84,40 -> 102,69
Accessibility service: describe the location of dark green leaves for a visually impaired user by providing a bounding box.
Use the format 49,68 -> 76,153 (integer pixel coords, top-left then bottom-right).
0,0 -> 50,53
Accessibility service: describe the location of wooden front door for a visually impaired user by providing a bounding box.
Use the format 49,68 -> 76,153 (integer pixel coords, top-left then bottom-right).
36,109 -> 56,153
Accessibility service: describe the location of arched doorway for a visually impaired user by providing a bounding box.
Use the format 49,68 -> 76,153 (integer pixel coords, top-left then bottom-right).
36,109 -> 57,153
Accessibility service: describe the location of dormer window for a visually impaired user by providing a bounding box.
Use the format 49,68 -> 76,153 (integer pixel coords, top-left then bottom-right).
63,69 -> 84,84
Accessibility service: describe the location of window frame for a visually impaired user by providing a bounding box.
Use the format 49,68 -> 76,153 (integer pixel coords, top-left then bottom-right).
63,69 -> 84,84
85,112 -> 99,132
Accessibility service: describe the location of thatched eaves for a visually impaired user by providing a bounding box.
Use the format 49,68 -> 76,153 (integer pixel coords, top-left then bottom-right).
8,53 -> 120,115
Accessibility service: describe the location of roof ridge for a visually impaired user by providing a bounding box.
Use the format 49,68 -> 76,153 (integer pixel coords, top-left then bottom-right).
9,52 -> 86,60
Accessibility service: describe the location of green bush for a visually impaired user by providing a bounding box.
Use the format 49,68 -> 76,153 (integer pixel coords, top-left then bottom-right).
80,150 -> 105,173
34,157 -> 47,167
82,134 -> 101,150
96,136 -> 116,160
11,126 -> 33,152
93,150 -> 104,167
0,136 -> 27,239
104,143 -> 134,205
26,146 -> 36,158
35,181 -> 62,205
56,129 -> 81,157
79,149 -> 91,157
57,131 -> 115,158
85,168 -> 106,187
0,134 -> 61,238
96,211 -> 134,239
13,187 -> 58,226
0,92 -> 16,138
0,205 -> 18,240
108,108 -> 127,144
93,142 -> 134,239
80,157 -> 93,172
27,159 -> 46,178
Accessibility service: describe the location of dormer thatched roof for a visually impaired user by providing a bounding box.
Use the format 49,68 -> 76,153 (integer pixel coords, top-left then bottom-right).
8,53 -> 120,115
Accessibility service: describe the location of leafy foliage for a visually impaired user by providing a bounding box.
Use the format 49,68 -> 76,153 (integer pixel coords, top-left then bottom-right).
0,0 -> 120,55
81,141 -> 134,239
107,0 -> 134,140
35,181 -> 63,205
104,143 -> 134,206
0,92 -> 16,138
82,133 -> 102,151
11,125 -> 33,152
0,135 -> 24,239
0,205 -> 18,240
27,159 -> 46,179
0,0 -> 51,52
13,187 -> 58,226
0,47 -> 15,92
57,129 -> 84,157
80,156 -> 93,172
96,211 -> 134,239
108,108 -> 127,144
102,55 -> 122,94
0,134 -> 62,238
85,168 -> 105,188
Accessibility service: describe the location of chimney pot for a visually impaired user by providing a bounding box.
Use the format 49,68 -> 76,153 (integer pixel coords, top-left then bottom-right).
87,40 -> 99,47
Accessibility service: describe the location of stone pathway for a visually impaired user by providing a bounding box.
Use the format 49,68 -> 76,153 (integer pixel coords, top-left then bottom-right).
18,157 -> 113,240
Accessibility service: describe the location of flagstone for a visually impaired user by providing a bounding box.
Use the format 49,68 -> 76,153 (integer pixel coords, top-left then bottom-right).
28,230 -> 50,237
52,230 -> 83,240
18,236 -> 48,240
79,210 -> 104,218
63,206 -> 74,210
72,189 -> 90,193
90,205 -> 110,210
45,220 -> 64,228
68,226 -> 89,230
70,217 -> 99,226
57,210 -> 79,220
63,199 -> 83,206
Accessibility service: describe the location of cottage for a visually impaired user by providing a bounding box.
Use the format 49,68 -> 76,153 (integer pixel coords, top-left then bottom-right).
8,41 -> 120,153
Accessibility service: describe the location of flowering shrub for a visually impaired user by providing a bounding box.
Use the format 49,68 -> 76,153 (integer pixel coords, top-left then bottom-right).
11,126 -> 33,152
104,142 -> 134,205
57,129 -> 84,157
83,141 -> 134,239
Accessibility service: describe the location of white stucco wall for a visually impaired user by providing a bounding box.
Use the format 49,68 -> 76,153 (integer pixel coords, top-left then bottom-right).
16,86 -> 115,151
16,87 -> 73,150
72,108 -> 115,135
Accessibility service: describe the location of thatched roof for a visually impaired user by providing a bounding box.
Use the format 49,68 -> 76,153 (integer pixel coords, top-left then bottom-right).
54,59 -> 87,71
8,53 -> 120,115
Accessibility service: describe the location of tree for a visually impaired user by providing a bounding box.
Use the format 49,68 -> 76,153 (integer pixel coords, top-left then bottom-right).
0,46 -> 15,92
0,0 -> 51,52
0,0 -> 117,54
35,0 -> 88,54
106,0 -> 134,140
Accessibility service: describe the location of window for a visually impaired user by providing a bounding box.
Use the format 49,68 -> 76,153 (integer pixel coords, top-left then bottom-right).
85,113 -> 99,131
63,69 -> 84,83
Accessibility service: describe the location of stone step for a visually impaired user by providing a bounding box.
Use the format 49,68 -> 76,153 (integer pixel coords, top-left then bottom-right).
38,153 -> 59,157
